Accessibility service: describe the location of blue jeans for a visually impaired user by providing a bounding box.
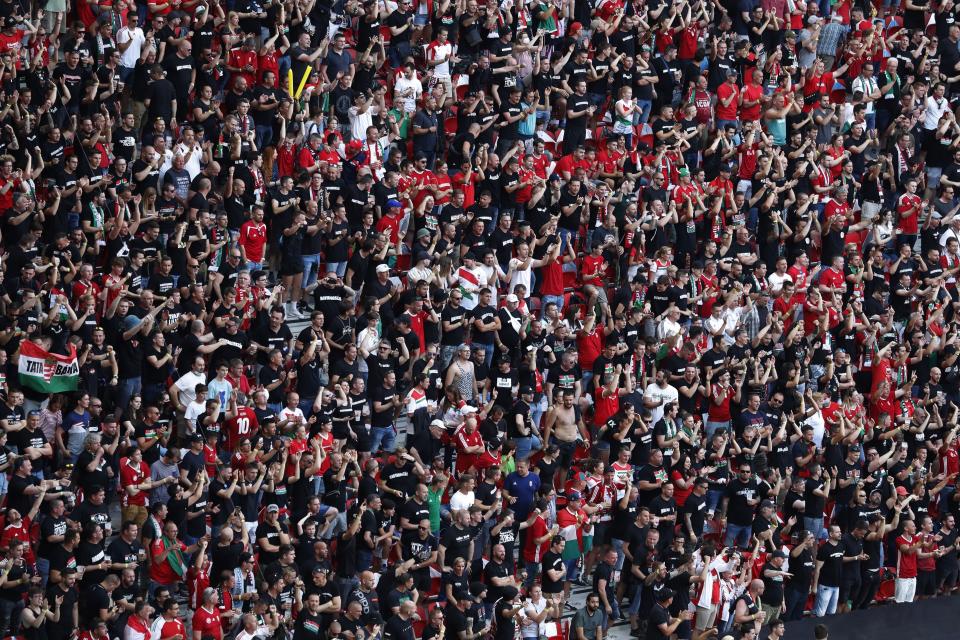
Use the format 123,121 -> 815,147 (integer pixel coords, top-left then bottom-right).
804,516 -> 826,540
298,396 -> 317,420
783,587 -> 808,621
439,344 -> 459,372
256,124 -> 274,150
814,584 -> 839,616
635,99 -> 652,124
724,522 -> 752,549
716,119 -> 739,132
326,261 -> 347,277
356,549 -> 374,572
117,376 -> 142,414
302,254 -> 321,290
514,435 -> 542,462
540,294 -> 565,317
0,596 -> 23,635
389,40 -> 412,67
476,342 -> 495,368
705,420 -> 730,440
611,537 -> 626,572
35,557 -> 49,588
246,261 -> 262,272
370,424 -> 397,454
524,560 -> 541,588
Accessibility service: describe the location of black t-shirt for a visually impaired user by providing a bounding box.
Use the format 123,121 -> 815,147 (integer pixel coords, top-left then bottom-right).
145,78 -> 177,120
370,384 -> 398,428
725,477 -> 760,526
441,524 -> 472,566
816,540 -> 844,587
566,94 -> 591,132
647,603 -> 671,640
540,550 -> 564,594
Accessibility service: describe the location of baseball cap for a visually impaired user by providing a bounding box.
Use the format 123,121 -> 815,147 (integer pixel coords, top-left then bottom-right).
896,486 -> 908,496
376,264 -> 390,274
505,293 -> 519,303
656,588 -> 675,602
267,504 -> 280,513
386,198 -> 403,208
430,419 -> 445,429
772,550 -> 788,559
416,228 -> 431,239
761,499 -> 776,510
519,385 -> 534,395
567,490 -> 582,501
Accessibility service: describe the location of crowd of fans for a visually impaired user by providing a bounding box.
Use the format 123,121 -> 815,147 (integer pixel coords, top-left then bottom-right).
1,0 -> 960,639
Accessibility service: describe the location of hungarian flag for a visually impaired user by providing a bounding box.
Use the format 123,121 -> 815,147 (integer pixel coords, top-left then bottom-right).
18,341 -> 80,393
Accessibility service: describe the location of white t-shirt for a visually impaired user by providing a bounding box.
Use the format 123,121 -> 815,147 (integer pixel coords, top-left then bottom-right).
175,370 -> 207,407
117,26 -> 145,69
643,382 -> 679,424
427,41 -> 453,78
394,74 -> 423,113
925,94 -> 951,130
348,105 -> 378,143
449,489 -> 475,513
767,272 -> 793,294
174,142 -> 203,179
280,406 -> 306,426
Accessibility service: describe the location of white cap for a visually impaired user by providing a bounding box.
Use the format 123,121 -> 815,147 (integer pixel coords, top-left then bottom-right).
461,406 -> 478,415
506,294 -> 519,303
376,264 -> 390,273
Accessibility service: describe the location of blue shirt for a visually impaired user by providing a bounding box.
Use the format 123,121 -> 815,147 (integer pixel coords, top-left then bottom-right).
504,471 -> 541,519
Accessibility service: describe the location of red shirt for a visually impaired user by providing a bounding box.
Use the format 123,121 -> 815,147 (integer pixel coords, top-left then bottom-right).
581,254 -> 606,286
149,537 -> 187,585
0,517 -> 34,563
376,211 -> 402,244
822,267 -> 845,292
452,171 -> 479,207
803,72 -> 835,112
593,388 -> 620,426
576,328 -> 603,371
454,426 -> 483,473
119,458 -> 150,507
555,154 -> 591,178
896,534 -> 919,578
224,406 -> 259,452
708,385 -> 735,422
192,606 -> 223,640
187,560 -> 211,610
540,260 -> 564,296
716,82 -> 739,121
228,49 -> 258,89
739,83 -> 763,121
239,221 -> 267,263
297,146 -> 321,172
523,514 -> 550,563
897,193 -> 921,234
678,22 -> 701,59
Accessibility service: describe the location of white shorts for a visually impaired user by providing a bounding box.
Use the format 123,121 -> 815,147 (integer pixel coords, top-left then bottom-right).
894,576 -> 916,603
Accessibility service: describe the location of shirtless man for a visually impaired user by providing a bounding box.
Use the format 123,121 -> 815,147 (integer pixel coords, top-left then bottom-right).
543,389 -> 589,486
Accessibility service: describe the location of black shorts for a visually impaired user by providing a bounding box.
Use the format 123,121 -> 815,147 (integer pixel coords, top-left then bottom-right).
553,438 -> 577,469
839,577 -> 862,603
280,259 -> 304,277
918,569 -> 937,596
593,521 -> 611,546
937,562 -> 959,588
